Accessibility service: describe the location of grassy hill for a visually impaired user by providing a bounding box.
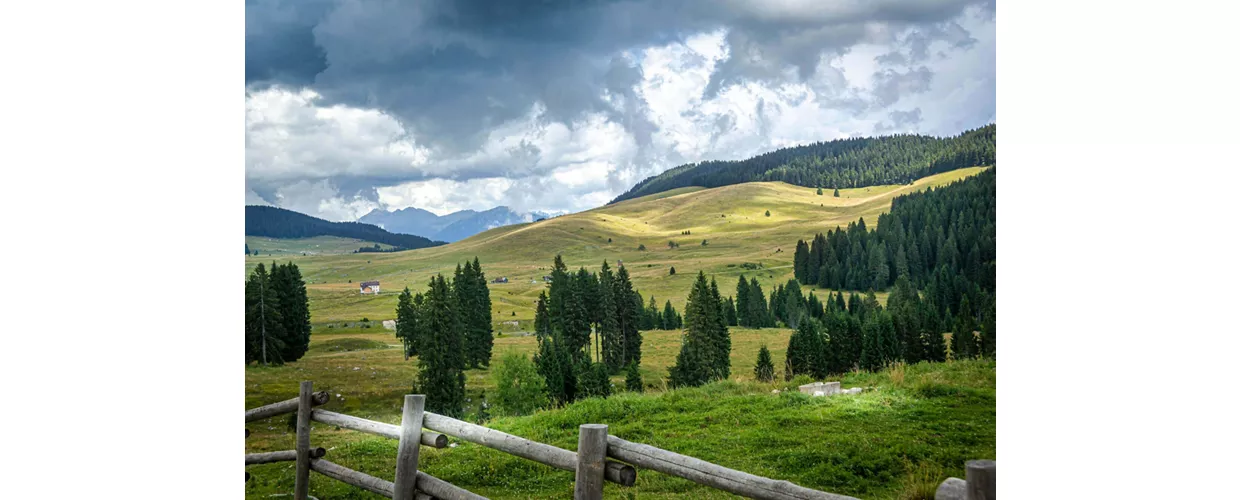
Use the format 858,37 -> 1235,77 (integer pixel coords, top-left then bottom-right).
246,235 -> 398,256
245,167 -> 989,326
245,331 -> 994,499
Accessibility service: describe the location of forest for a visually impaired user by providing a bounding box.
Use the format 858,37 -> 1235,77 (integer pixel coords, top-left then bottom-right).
244,205 -> 444,250
611,124 -> 995,203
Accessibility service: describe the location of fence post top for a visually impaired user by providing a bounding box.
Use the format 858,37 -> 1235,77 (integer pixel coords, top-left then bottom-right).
580,424 -> 608,431
966,459 -> 996,469
406,394 -> 426,402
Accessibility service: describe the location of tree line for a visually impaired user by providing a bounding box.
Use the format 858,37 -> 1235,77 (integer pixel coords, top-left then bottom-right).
533,256 -> 646,406
393,258 -> 494,417
611,124 -> 995,204
244,262 -> 311,365
779,274 -> 994,379
792,167 -> 995,320
245,205 -> 444,250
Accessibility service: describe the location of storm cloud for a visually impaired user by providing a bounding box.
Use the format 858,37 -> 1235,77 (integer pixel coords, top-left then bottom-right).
245,0 -> 995,221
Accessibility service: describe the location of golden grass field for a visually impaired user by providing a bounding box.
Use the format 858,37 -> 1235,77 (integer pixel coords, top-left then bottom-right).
245,167 -> 986,329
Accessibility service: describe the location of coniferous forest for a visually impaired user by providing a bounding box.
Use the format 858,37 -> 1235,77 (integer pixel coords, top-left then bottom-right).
780,168 -> 996,376
244,261 -> 312,365
611,124 -> 994,204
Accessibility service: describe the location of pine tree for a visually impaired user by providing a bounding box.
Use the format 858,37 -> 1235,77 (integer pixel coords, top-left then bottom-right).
669,273 -> 718,388
469,258 -> 494,367
786,320 -> 824,379
754,345 -> 775,382
271,262 -> 311,363
709,277 -> 731,381
793,240 -> 811,282
625,361 -> 644,392
597,261 -> 623,371
245,263 -> 285,365
735,275 -> 751,327
725,297 -> 738,326
534,336 -> 577,406
578,362 -> 612,399
669,266 -> 676,276
534,291 -> 551,341
833,188 -> 841,197
748,278 -> 770,328
416,275 -> 466,417
395,286 -> 419,359
613,264 -> 643,369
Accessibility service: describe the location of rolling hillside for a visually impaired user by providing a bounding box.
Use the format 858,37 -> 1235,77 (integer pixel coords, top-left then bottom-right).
611,124 -> 995,204
246,167 -> 989,327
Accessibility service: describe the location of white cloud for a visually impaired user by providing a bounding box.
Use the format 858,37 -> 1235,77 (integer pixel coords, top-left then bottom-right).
244,7 -> 993,219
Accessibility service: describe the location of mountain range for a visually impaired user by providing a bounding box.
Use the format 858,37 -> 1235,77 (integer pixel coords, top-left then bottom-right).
358,206 -> 561,242
245,205 -> 445,250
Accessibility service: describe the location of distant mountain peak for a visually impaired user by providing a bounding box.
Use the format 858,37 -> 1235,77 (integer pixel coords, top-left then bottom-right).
356,205 -> 562,242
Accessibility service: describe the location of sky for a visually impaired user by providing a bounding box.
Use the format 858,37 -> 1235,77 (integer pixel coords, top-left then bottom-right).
245,0 -> 996,221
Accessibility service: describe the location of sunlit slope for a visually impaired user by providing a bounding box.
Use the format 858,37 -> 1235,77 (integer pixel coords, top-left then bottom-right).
245,167 -> 988,325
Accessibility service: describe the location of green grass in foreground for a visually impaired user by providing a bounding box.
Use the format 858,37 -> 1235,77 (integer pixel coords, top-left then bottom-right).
245,359 -> 995,499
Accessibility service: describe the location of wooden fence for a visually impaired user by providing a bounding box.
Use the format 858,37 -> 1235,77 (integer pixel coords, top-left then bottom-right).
244,380 -> 865,500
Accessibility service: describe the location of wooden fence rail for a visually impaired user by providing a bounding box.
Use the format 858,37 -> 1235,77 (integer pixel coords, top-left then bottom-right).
245,380 -> 970,500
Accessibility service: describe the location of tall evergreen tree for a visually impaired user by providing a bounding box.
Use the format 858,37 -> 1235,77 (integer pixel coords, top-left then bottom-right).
534,291 -> 551,340
470,258 -> 494,367
395,287 -> 419,359
597,261 -> 622,371
754,345 -> 775,382
416,275 -> 466,417
793,240 -> 811,282
748,278 -> 771,328
270,262 -> 311,363
708,277 -> 731,380
245,263 -> 285,365
735,275 -> 751,327
725,296 -> 738,326
613,264 -> 643,369
786,319 -> 826,379
669,273 -> 722,388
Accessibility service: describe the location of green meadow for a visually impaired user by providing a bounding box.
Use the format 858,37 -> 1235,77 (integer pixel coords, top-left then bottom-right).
244,167 -> 995,499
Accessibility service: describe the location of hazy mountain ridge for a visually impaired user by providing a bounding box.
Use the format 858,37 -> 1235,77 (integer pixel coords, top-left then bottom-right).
245,205 -> 445,250
359,206 -> 563,242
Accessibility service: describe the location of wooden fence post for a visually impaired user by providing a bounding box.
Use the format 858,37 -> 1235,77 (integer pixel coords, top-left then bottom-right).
574,424 -> 608,500
293,381 -> 313,500
965,460 -> 995,500
393,395 -> 426,500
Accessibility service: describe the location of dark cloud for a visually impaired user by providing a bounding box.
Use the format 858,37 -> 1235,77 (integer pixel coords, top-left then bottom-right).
245,0 -> 995,219
247,0 -> 991,152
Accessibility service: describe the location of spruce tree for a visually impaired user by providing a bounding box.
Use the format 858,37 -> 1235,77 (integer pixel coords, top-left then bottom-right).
709,277 -> 731,381
786,320 -> 820,379
534,291 -> 551,340
662,301 -> 678,331
534,336 -> 577,406
833,188 -> 841,197
725,296 -> 738,326
979,293 -> 996,358
578,362 -> 611,399
417,275 -> 466,417
625,361 -> 643,392
735,275 -> 751,327
817,187 -> 824,195
793,240 -> 810,282
754,345 -> 775,382
271,262 -> 311,363
597,261 -> 623,371
396,287 -> 419,359
669,266 -> 676,276
469,258 -> 494,367
613,264 -> 643,369
668,273 -> 717,388
748,278 -> 770,328
245,263 -> 285,365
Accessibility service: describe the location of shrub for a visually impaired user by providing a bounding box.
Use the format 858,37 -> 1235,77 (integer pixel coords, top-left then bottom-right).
637,244 -> 647,251
491,353 -> 548,416
765,210 -> 771,217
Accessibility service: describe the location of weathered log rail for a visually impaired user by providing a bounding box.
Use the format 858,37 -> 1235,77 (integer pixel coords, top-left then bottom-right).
246,380 -> 988,500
